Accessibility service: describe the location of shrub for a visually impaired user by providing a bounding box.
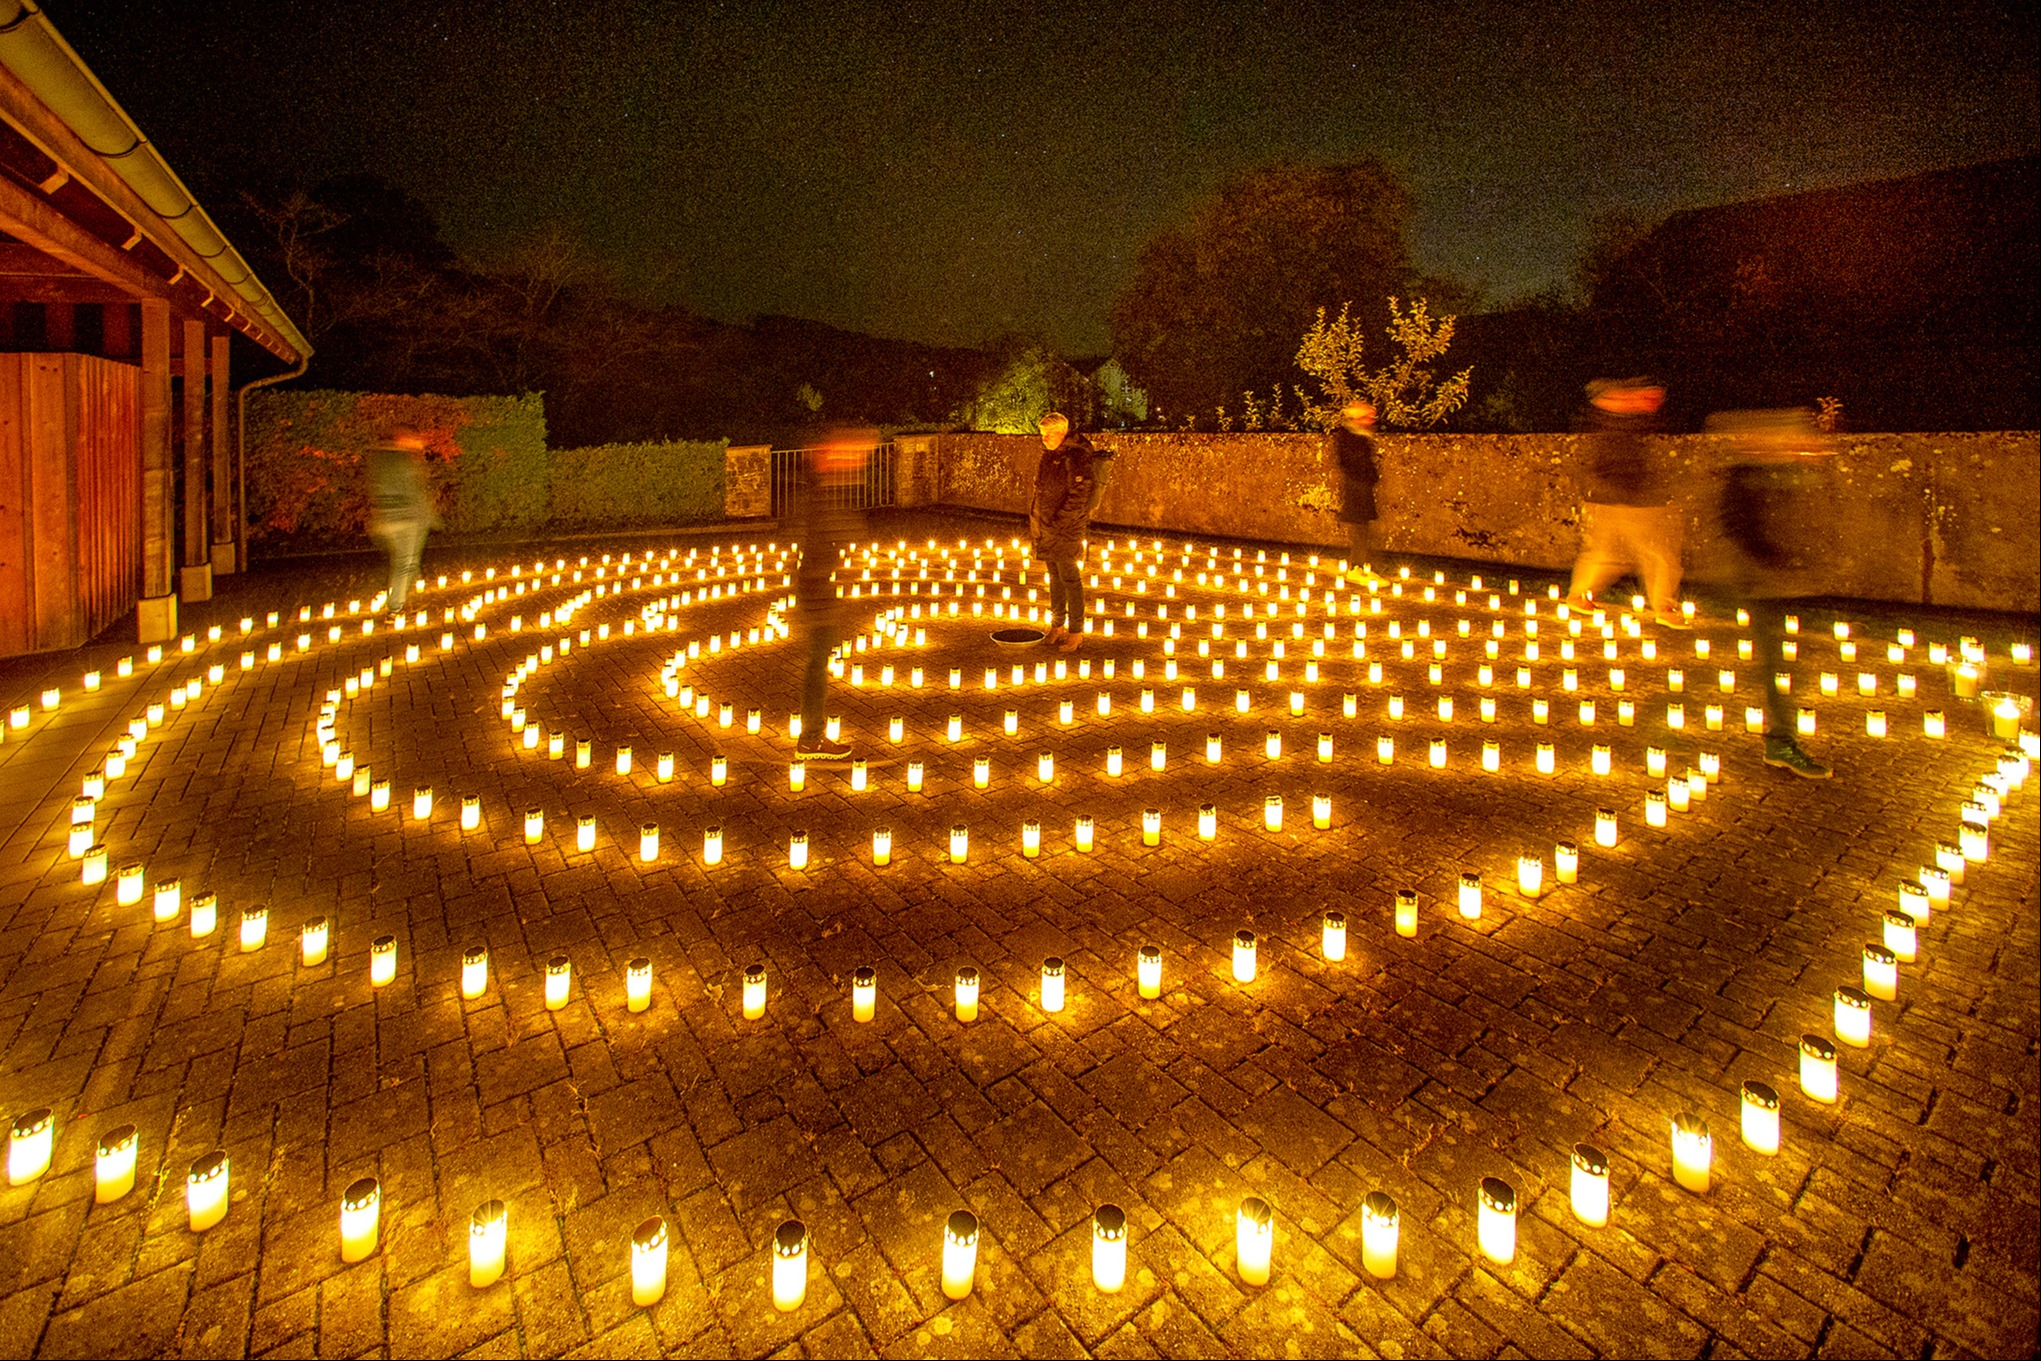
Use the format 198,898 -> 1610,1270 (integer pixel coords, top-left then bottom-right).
548,441 -> 727,527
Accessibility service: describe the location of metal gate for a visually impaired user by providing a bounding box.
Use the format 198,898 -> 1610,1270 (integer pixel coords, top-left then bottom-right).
770,442 -> 896,518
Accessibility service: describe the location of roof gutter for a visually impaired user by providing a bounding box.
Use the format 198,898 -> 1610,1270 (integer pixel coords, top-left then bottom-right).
0,0 -> 312,364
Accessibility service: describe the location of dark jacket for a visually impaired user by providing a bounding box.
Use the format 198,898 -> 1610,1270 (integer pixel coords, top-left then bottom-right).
1572,406 -> 1668,507
1330,426 -> 1379,524
1030,435 -> 1098,561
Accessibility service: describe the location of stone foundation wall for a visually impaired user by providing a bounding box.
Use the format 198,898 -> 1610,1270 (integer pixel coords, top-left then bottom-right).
931,430 -> 2041,612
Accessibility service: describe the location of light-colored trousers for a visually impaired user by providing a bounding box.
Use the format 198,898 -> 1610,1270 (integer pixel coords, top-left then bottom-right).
1568,502 -> 1682,614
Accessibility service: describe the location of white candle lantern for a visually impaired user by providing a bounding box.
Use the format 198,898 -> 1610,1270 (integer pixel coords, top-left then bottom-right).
117,862 -> 145,907
190,892 -> 220,939
240,905 -> 268,952
742,963 -> 767,1019
341,1176 -> 382,1262
1516,855 -> 1543,898
954,966 -> 980,1021
545,955 -> 572,1011
1232,929 -> 1258,982
1570,1143 -> 1609,1226
1645,791 -> 1668,827
1741,1080 -> 1781,1155
616,746 -> 634,775
1150,740 -> 1167,771
942,1210 -> 979,1300
1322,910 -> 1346,960
949,824 -> 970,863
1477,1178 -> 1516,1264
8,1108 -> 53,1185
1535,743 -> 1555,774
371,934 -> 398,986
460,945 -> 490,999
1862,943 -> 1898,1000
1591,744 -> 1611,776
1236,1196 -> 1274,1286
1429,738 -> 1448,767
703,825 -> 724,865
1360,1191 -> 1398,1278
1799,1032 -> 1840,1104
187,1151 -> 230,1232
767,1223 -> 813,1314
1263,796 -> 1283,831
469,1199 -> 508,1287
1554,841 -> 1579,884
1137,945 -> 1163,998
1671,1113 -> 1712,1193
872,827 -> 893,865
524,808 -> 545,844
622,956 -> 653,1013
302,917 -> 330,966
152,878 -> 181,923
1377,736 -> 1395,765
632,1217 -> 669,1306
1092,1205 -> 1128,1292
1317,732 -> 1333,762
95,1124 -> 138,1202
1834,985 -> 1872,1047
1883,909 -> 1917,962
1458,873 -> 1482,919
1041,957 -> 1066,1012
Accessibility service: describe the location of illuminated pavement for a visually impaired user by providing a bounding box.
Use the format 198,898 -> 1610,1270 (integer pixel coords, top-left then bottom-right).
0,519 -> 2035,1359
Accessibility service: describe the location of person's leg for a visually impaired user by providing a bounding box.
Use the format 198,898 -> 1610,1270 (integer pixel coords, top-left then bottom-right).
1045,564 -> 1069,634
1346,521 -> 1380,576
1057,560 -> 1085,645
799,612 -> 842,749
1635,506 -> 1684,619
390,523 -> 426,610
1567,503 -> 1627,604
1750,594 -> 1827,776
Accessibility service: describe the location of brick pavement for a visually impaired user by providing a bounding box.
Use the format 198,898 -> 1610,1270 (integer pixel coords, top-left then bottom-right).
0,518 -> 2036,1359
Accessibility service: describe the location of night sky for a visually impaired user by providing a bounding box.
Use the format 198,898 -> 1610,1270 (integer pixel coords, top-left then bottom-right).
55,0 -> 2040,353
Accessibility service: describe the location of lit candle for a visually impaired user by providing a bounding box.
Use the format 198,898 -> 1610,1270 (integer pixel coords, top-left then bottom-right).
468,1199 -> 508,1288
1458,872 -> 1482,920
1263,796 -> 1283,831
1092,1205 -> 1128,1292
1569,1143 -> 1609,1226
1883,909 -> 1917,962
461,795 -> 481,830
187,1151 -> 230,1232
852,965 -> 877,1022
1360,1191 -> 1398,1278
1740,1080 -> 1781,1155
1233,929 -> 1258,982
1477,1178 -> 1516,1264
95,1124 -> 138,1202
240,905 -> 268,952
939,1209 -> 980,1300
1236,1196 -> 1274,1286
1322,910 -> 1346,961
302,917 -> 330,966
1862,943 -> 1898,1001
1516,855 -> 1543,898
117,862 -> 145,907
704,825 -> 724,866
1394,889 -> 1419,938
1671,1113 -> 1712,1193
740,962 -> 767,1019
949,824 -> 970,863
1535,743 -> 1555,774
955,966 -> 980,1021
1150,740 -> 1167,771
545,955 -> 572,1011
341,1176 -> 382,1262
1834,985 -> 1872,1047
1555,841 -> 1579,884
1645,791 -> 1668,828
1041,957 -> 1066,1012
1377,735 -> 1394,765
632,1216 -> 669,1306
1075,815 -> 1094,853
616,746 -> 633,774
525,808 -> 545,844
1132,944 -> 1165,1000
8,1108 -> 53,1186
657,752 -> 676,782
152,878 -> 181,923
371,934 -> 398,986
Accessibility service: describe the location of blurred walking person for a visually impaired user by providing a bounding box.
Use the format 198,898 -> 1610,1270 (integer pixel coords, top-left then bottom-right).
367,425 -> 436,613
1030,412 -> 1098,652
1333,400 -> 1384,584
792,429 -> 871,759
1708,408 -> 1834,779
1565,378 -> 1686,627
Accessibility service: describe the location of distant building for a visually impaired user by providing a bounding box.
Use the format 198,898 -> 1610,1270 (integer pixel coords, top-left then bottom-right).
1586,156 -> 2037,431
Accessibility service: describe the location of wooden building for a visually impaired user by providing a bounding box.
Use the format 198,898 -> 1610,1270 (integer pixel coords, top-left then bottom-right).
0,1 -> 309,654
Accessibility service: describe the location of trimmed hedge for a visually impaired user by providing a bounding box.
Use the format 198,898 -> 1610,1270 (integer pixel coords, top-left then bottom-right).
246,390 -> 726,545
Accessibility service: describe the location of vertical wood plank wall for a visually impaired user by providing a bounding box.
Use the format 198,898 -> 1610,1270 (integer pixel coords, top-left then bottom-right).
0,353 -> 142,655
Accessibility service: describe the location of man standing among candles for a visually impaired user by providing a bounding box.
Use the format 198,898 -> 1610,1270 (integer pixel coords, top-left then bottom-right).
1031,412 -> 1098,652
366,425 -> 436,613
792,429 -> 870,759
1564,378 -> 1686,628
1333,400 -> 1384,584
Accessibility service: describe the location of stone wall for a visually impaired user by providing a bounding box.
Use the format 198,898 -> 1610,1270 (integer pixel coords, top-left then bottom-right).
932,430 -> 2040,612
724,444 -> 772,520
